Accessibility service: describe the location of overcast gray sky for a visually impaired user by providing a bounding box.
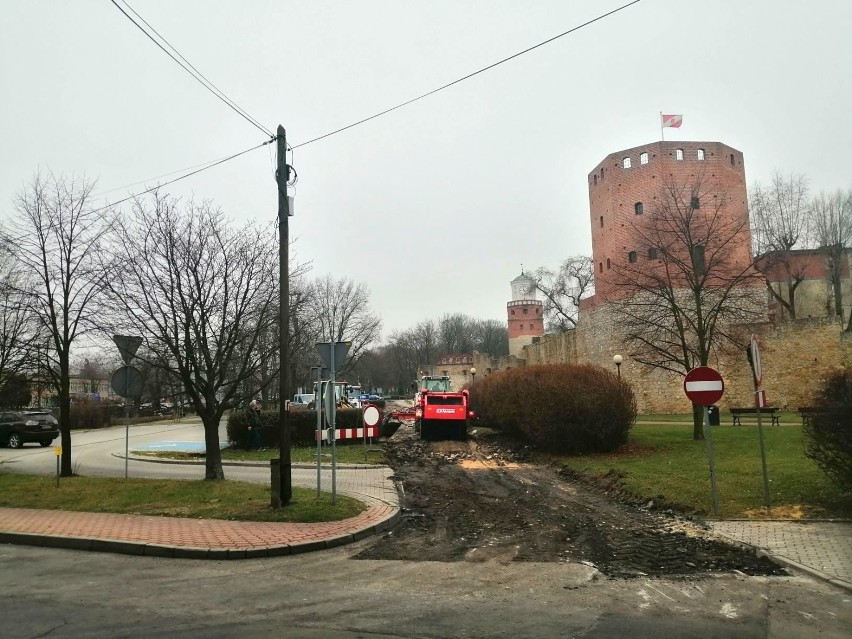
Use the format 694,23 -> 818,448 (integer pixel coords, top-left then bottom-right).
2,0 -> 850,339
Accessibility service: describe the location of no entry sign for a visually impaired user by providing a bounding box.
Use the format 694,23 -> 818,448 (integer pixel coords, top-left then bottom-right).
363,404 -> 381,427
683,366 -> 725,406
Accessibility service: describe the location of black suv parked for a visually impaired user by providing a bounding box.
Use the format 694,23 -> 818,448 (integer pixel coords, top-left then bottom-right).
0,411 -> 60,448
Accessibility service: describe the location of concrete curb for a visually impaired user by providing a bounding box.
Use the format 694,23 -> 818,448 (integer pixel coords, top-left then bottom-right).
708,528 -> 852,593
753,549 -> 852,593
0,508 -> 401,561
115,452 -> 383,470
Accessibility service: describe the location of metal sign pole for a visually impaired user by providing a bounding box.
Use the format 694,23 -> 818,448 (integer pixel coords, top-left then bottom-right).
124,373 -> 130,479
703,405 -> 720,517
747,336 -> 772,512
330,345 -> 337,506
316,379 -> 322,497
755,402 -> 771,512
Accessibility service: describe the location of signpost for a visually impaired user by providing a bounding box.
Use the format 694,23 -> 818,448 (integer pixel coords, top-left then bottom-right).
363,404 -> 380,451
684,366 -> 724,517
315,341 -> 351,504
746,334 -> 771,511
111,334 -> 143,479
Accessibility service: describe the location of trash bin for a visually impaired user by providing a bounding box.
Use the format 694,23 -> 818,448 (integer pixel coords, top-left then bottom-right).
707,405 -> 720,426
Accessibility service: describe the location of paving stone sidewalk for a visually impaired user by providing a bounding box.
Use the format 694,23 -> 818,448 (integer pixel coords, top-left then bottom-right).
0,463 -> 401,559
0,503 -> 398,559
709,520 -> 852,591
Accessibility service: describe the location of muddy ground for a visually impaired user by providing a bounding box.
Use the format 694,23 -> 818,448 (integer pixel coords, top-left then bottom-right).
356,425 -> 784,579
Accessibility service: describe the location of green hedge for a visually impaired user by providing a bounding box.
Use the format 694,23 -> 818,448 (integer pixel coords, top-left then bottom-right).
803,369 -> 852,491
69,401 -> 111,430
227,408 -> 368,448
469,363 -> 636,454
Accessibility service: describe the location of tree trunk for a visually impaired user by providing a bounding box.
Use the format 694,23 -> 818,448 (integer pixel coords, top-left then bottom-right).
59,355 -> 73,477
786,278 -> 797,320
692,402 -> 704,441
202,413 -> 225,480
830,250 -> 844,319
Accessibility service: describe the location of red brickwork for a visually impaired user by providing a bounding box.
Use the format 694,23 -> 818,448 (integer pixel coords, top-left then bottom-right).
587,141 -> 753,305
756,248 -> 851,281
507,300 -> 544,339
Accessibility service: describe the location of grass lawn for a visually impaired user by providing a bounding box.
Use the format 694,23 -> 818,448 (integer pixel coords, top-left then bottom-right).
223,444 -> 386,465
639,411 -> 801,426
558,420 -> 851,519
0,473 -> 365,523
136,444 -> 386,465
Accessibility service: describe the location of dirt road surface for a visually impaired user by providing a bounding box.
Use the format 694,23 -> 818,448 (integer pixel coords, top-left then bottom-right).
358,426 -> 784,578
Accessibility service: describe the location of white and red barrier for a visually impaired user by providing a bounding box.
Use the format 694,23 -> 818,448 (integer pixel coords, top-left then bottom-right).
316,426 -> 379,441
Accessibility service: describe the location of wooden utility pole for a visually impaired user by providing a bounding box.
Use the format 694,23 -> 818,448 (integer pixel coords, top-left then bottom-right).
276,124 -> 292,505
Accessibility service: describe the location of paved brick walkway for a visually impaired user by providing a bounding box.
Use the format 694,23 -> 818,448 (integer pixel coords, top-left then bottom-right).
0,502 -> 399,559
0,461 -> 402,559
709,520 -> 852,591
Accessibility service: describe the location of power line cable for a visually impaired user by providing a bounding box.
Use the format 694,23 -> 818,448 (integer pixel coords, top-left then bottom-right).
293,0 -> 642,149
110,0 -> 273,139
93,149 -> 271,198
92,139 -> 272,213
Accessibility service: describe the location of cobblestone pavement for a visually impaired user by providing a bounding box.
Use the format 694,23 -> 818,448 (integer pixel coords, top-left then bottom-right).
0,463 -> 401,558
709,520 -> 852,591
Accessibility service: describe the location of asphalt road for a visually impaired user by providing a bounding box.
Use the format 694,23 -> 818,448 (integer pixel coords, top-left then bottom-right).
0,417 -> 219,479
2,541 -> 850,639
0,418 -> 294,482
0,418 -> 396,503
2,421 -> 850,637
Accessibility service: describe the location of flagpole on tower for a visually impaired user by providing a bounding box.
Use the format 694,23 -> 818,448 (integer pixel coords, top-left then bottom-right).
660,111 -> 664,141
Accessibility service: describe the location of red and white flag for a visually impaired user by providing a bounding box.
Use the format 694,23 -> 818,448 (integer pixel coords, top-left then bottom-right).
661,114 -> 683,128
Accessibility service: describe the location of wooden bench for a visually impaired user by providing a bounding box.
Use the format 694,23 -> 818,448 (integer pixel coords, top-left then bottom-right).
730,407 -> 780,427
798,407 -> 847,426
798,407 -> 819,425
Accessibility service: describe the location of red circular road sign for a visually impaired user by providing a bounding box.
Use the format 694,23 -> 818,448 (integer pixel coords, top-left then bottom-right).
683,366 -> 725,406
363,404 -> 381,427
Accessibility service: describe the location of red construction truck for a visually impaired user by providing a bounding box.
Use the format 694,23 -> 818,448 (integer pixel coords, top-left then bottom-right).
414,375 -> 473,441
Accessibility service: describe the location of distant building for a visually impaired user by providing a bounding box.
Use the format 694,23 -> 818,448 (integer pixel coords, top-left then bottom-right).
507,271 -> 544,357
755,247 -> 852,320
421,353 -> 475,391
30,375 -> 116,408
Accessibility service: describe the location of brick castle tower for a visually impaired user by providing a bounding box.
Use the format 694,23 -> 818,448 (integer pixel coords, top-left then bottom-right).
507,271 -> 544,357
585,141 -> 753,307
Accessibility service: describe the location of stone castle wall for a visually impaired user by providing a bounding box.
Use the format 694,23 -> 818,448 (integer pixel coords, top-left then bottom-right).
484,308 -> 851,414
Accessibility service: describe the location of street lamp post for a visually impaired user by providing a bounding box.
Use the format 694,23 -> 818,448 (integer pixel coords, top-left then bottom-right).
613,354 -> 623,379
470,367 -> 477,386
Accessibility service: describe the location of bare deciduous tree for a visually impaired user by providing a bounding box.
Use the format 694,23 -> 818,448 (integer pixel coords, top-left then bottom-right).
73,354 -> 112,396
438,313 -> 476,355
4,173 -> 107,475
811,189 -> 852,329
309,275 -> 381,373
104,194 -> 279,480
750,172 -> 811,319
0,246 -> 37,397
472,318 -> 509,357
612,176 -> 764,440
534,256 -> 594,332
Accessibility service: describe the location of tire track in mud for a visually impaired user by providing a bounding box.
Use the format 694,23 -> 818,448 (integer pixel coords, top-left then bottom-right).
356,430 -> 785,578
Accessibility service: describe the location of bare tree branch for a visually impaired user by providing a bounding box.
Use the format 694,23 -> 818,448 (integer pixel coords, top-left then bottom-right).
2,172 -> 108,475
102,193 -> 279,480
611,174 -> 764,439
811,189 -> 852,325
533,256 -> 594,331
